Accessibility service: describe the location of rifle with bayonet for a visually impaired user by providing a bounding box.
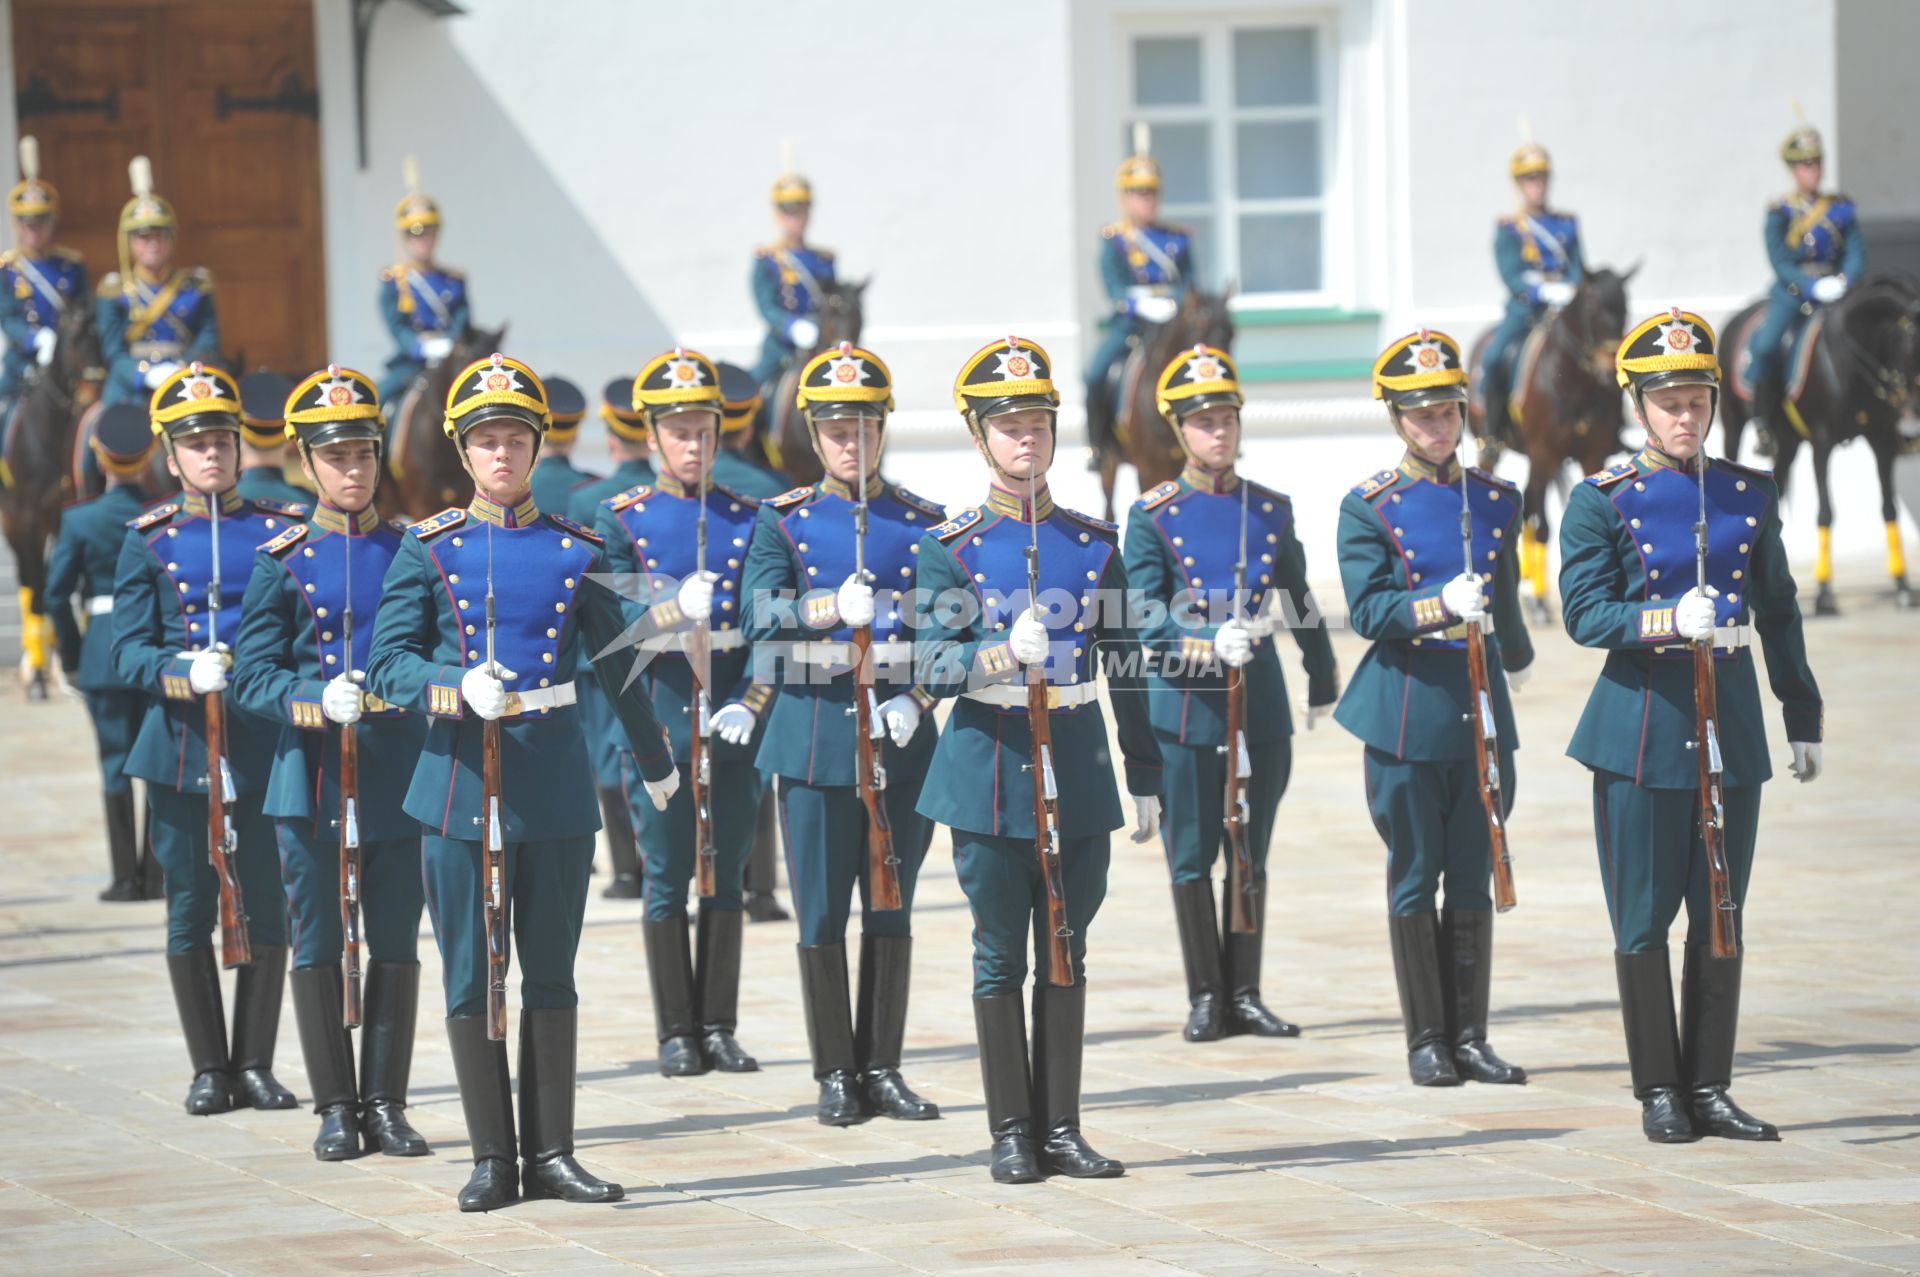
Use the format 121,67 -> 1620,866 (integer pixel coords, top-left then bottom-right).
339,534 -> 363,1028
481,522 -> 508,1041
1220,476 -> 1256,934
1691,450 -> 1738,958
204,495 -> 251,968
850,422 -> 903,911
1458,443 -> 1516,913
689,439 -> 717,898
1022,469 -> 1073,987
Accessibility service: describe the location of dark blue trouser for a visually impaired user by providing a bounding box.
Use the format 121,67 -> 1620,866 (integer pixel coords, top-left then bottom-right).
1590,770 -> 1761,953
1362,746 -> 1515,917
775,777 -> 929,947
633,757 -> 761,920
149,785 -> 287,954
421,834 -> 593,1018
275,820 -> 422,971
1082,316 -> 1140,404
82,689 -> 143,796
1158,734 -> 1289,885
953,831 -> 1110,997
1749,286 -> 1804,399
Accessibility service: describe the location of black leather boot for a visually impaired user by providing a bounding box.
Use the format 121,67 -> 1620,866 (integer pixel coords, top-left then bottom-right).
1617,949 -> 1699,1143
1223,881 -> 1300,1037
642,915 -> 705,1076
798,942 -> 865,1126
360,962 -> 429,1155
744,792 -> 789,922
855,935 -> 938,1120
167,949 -> 233,1115
1444,909 -> 1525,1084
695,909 -> 757,1072
596,786 -> 643,899
974,993 -> 1039,1183
1681,946 -> 1778,1141
231,945 -> 298,1109
519,1008 -> 625,1202
99,790 -> 143,902
446,1014 -> 517,1211
289,964 -> 362,1160
1389,913 -> 1460,1086
1171,880 -> 1226,1042
1032,983 -> 1123,1177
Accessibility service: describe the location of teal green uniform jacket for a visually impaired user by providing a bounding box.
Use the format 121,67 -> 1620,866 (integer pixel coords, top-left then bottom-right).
912,490 -> 1163,838
565,456 -> 657,786
714,448 -> 788,500
236,466 -> 313,509
1333,457 -> 1533,760
48,485 -> 150,689
362,496 -> 674,840
1123,470 -> 1338,746
1559,450 -> 1822,787
230,510 -> 426,841
530,453 -> 601,516
110,491 -> 310,793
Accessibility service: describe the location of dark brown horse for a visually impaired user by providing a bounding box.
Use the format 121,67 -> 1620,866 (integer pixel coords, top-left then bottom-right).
3,303 -> 103,699
762,278 -> 867,486
1721,274 -> 1920,614
1469,265 -> 1634,621
383,322 -> 505,520
1095,286 -> 1235,523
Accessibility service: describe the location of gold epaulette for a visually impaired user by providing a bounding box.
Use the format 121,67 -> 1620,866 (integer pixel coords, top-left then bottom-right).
406,507 -> 464,539
929,507 -> 982,542
250,497 -> 310,518
1584,461 -> 1637,487
1351,469 -> 1400,499
767,485 -> 814,511
1136,480 -> 1180,510
606,484 -> 651,512
546,513 -> 602,545
260,523 -> 308,556
128,502 -> 178,531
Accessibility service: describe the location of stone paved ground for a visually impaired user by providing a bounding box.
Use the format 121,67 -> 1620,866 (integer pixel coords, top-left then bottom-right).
2,574 -> 1916,1275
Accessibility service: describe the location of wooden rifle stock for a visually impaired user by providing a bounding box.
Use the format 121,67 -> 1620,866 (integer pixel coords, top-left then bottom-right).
852,625 -> 904,910
204,686 -> 252,968
481,714 -> 507,1040
688,629 -> 717,898
1465,621 -> 1516,912
1026,665 -> 1073,986
1693,640 -> 1738,957
1221,668 -> 1257,933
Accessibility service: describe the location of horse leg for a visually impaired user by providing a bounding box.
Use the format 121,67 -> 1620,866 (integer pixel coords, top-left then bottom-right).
1520,455 -> 1553,624
1867,427 -> 1911,608
1810,440 -> 1839,617
12,539 -> 49,701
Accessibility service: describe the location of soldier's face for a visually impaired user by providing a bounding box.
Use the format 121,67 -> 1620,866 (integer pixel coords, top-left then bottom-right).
407,228 -> 437,265
131,229 -> 173,272
1124,190 -> 1159,223
14,216 -> 52,254
654,410 -> 718,486
1396,402 -> 1463,464
305,440 -> 379,513
1178,404 -> 1240,470
167,430 -> 238,494
1638,384 -> 1715,461
814,415 -> 881,485
1791,159 -> 1823,195
777,205 -> 809,241
980,409 -> 1055,482
463,420 -> 536,499
1516,174 -> 1548,209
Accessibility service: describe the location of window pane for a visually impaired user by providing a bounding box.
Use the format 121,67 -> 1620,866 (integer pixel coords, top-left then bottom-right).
1237,120 -> 1319,199
1127,121 -> 1210,204
1134,36 -> 1201,106
1240,212 -> 1321,293
1234,28 -> 1316,107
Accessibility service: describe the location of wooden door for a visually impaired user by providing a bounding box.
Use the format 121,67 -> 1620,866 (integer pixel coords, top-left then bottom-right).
12,0 -> 325,373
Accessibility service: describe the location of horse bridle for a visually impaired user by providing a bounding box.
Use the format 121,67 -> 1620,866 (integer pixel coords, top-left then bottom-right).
1823,285 -> 1918,413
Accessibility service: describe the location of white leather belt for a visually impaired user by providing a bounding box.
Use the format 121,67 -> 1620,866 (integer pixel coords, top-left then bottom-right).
1712,624 -> 1752,650
787,640 -> 911,666
637,629 -> 746,654
1125,284 -> 1172,299
503,681 -> 577,716
87,596 -> 114,615
964,681 -> 1098,710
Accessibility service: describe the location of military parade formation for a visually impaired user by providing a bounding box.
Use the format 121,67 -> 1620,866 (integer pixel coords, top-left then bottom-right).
6,109 -> 1862,1216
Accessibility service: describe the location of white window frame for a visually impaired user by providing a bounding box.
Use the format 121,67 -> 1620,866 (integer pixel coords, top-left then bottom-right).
1120,12 -> 1341,308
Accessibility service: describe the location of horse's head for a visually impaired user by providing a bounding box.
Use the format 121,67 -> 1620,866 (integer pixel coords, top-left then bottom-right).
1571,263 -> 1634,377
818,278 -> 867,349
56,304 -> 103,388
1176,283 -> 1236,353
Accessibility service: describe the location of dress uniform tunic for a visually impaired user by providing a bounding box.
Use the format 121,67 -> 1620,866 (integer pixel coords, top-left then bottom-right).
377,263 -> 469,406
49,483 -> 151,801
0,244 -> 86,412
97,269 -> 219,407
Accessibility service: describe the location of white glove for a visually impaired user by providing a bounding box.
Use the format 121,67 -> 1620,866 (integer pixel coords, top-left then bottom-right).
1810,275 -> 1847,304
1674,587 -> 1717,642
788,317 -> 820,349
1302,701 -> 1333,731
1213,617 -> 1254,668
419,334 -> 454,361
1789,741 -> 1823,784
644,764 -> 681,811
1537,281 -> 1577,306
461,663 -> 513,720
836,574 -> 875,627
187,646 -> 229,694
1131,795 -> 1162,843
1009,608 -> 1050,665
1441,572 -> 1487,623
322,674 -> 363,725
1136,295 -> 1179,323
711,702 -> 757,746
1506,664 -> 1532,692
32,327 -> 55,367
143,360 -> 180,389
676,572 -> 716,623
878,692 -> 922,747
